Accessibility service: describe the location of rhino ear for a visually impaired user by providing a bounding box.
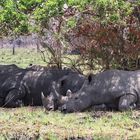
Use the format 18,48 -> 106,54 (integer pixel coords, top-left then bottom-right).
66,89 -> 72,97
88,74 -> 92,83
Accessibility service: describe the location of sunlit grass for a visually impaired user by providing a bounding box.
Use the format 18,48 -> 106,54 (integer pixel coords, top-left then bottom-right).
0,48 -> 47,68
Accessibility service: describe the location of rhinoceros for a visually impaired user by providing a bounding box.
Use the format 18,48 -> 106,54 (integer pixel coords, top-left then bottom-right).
0,64 -> 81,107
52,70 -> 140,112
41,73 -> 86,110
20,67 -> 84,107
0,64 -> 29,107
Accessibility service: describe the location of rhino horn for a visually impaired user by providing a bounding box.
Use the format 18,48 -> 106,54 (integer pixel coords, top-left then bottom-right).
41,92 -> 49,110
41,92 -> 45,99
66,89 -> 72,97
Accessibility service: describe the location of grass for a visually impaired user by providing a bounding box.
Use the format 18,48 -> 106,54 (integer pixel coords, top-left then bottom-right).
0,107 -> 140,140
0,48 -> 140,139
0,48 -> 47,68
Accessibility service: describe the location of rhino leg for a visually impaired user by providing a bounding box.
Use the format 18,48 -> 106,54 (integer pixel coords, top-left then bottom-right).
4,89 -> 25,107
118,94 -> 137,111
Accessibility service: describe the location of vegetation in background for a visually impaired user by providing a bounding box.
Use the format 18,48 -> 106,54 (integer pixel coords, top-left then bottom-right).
0,0 -> 140,71
0,48 -> 81,72
0,1 -> 140,139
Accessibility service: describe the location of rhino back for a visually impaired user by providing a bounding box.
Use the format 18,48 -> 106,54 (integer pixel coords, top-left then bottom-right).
91,70 -> 139,100
21,71 -> 45,105
0,66 -> 28,98
58,73 -> 85,95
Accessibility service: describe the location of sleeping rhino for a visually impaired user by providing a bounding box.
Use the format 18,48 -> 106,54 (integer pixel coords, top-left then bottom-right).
42,70 -> 140,112
0,64 -> 29,107
41,72 -> 86,110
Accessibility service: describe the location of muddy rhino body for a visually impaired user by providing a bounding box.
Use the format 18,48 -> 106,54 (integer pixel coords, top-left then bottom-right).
60,70 -> 140,112
21,68 -> 84,106
0,64 -> 29,107
42,72 -> 86,110
0,64 -> 84,108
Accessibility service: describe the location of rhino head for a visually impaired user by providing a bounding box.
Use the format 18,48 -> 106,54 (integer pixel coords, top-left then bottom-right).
42,75 -> 92,112
59,74 -> 94,113
41,81 -> 71,111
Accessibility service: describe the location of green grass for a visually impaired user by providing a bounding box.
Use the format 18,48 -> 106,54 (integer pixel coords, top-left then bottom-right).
0,48 -> 140,139
0,48 -> 47,68
0,107 -> 140,139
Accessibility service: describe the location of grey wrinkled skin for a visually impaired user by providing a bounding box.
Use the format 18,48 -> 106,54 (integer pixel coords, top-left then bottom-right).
0,64 -> 82,108
41,72 -> 86,111
59,70 -> 140,113
21,67 -> 80,106
0,64 -> 28,107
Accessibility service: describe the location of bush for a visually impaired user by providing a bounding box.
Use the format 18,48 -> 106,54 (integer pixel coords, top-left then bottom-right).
64,1 -> 140,71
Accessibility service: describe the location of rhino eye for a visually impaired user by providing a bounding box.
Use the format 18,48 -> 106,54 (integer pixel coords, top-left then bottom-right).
54,98 -> 58,102
74,97 -> 78,100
